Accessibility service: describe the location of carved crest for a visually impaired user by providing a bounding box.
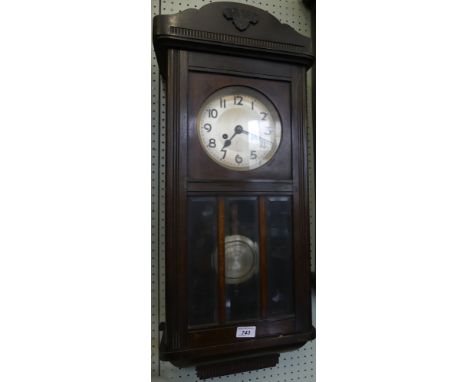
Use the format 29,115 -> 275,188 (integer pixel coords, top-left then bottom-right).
223,7 -> 259,32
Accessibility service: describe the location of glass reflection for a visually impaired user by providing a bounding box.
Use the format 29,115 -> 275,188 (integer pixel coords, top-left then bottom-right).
187,197 -> 218,327
225,197 -> 260,322
266,196 -> 294,316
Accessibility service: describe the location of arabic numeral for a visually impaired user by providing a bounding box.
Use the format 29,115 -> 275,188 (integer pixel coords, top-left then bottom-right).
220,148 -> 227,159
203,123 -> 212,132
236,326 -> 256,338
250,150 -> 257,160
208,108 -> 218,118
260,112 -> 268,120
208,138 -> 216,148
235,154 -> 243,164
234,95 -> 243,106
220,98 -> 226,108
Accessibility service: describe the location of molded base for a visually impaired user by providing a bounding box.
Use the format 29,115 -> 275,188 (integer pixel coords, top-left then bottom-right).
196,353 -> 279,379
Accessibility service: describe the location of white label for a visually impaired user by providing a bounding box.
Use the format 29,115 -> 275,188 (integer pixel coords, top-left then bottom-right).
236,326 -> 256,338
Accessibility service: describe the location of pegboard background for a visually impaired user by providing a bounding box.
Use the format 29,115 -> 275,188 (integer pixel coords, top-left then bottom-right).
152,1 -> 315,381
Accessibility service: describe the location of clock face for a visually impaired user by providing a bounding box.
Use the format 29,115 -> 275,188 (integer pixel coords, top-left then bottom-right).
197,86 -> 282,171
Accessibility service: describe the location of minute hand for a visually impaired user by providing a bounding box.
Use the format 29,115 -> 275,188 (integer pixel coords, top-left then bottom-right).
241,130 -> 273,145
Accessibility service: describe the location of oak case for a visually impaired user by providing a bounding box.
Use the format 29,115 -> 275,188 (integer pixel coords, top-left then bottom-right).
153,2 -> 315,376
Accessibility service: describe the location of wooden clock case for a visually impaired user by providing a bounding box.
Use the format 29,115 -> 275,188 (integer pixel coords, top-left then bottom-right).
153,2 -> 315,378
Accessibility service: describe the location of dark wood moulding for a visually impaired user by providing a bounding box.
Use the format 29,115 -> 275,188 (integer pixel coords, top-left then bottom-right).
153,1 -> 315,374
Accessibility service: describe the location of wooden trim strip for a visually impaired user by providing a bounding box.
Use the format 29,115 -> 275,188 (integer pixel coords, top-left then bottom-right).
217,197 -> 226,324
258,196 -> 268,319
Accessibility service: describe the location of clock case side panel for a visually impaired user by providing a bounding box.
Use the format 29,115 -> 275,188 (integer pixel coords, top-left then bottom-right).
160,48 -> 190,354
291,65 -> 313,335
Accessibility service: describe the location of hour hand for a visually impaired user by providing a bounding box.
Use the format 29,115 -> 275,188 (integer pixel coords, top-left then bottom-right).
221,139 -> 231,149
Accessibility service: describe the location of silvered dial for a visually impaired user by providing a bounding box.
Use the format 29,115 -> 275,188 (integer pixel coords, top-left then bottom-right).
197,86 -> 282,171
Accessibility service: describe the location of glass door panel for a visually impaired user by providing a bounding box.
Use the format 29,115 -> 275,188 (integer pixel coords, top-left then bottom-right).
265,196 -> 294,316
187,197 -> 218,327
224,197 -> 260,322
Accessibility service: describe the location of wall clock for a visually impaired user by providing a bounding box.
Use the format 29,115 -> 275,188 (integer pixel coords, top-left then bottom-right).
153,2 -> 315,379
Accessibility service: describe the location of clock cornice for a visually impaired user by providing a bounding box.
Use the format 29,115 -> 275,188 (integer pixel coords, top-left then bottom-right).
153,2 -> 314,75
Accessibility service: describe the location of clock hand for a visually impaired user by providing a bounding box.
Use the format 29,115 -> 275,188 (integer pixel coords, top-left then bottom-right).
221,125 -> 244,149
221,139 -> 231,149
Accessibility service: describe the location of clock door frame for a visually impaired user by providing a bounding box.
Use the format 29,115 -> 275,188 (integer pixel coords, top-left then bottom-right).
188,71 -> 292,181
161,48 -> 313,365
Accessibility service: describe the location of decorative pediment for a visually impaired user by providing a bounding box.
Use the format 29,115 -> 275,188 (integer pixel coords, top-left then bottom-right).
223,6 -> 259,32
153,1 -> 313,68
